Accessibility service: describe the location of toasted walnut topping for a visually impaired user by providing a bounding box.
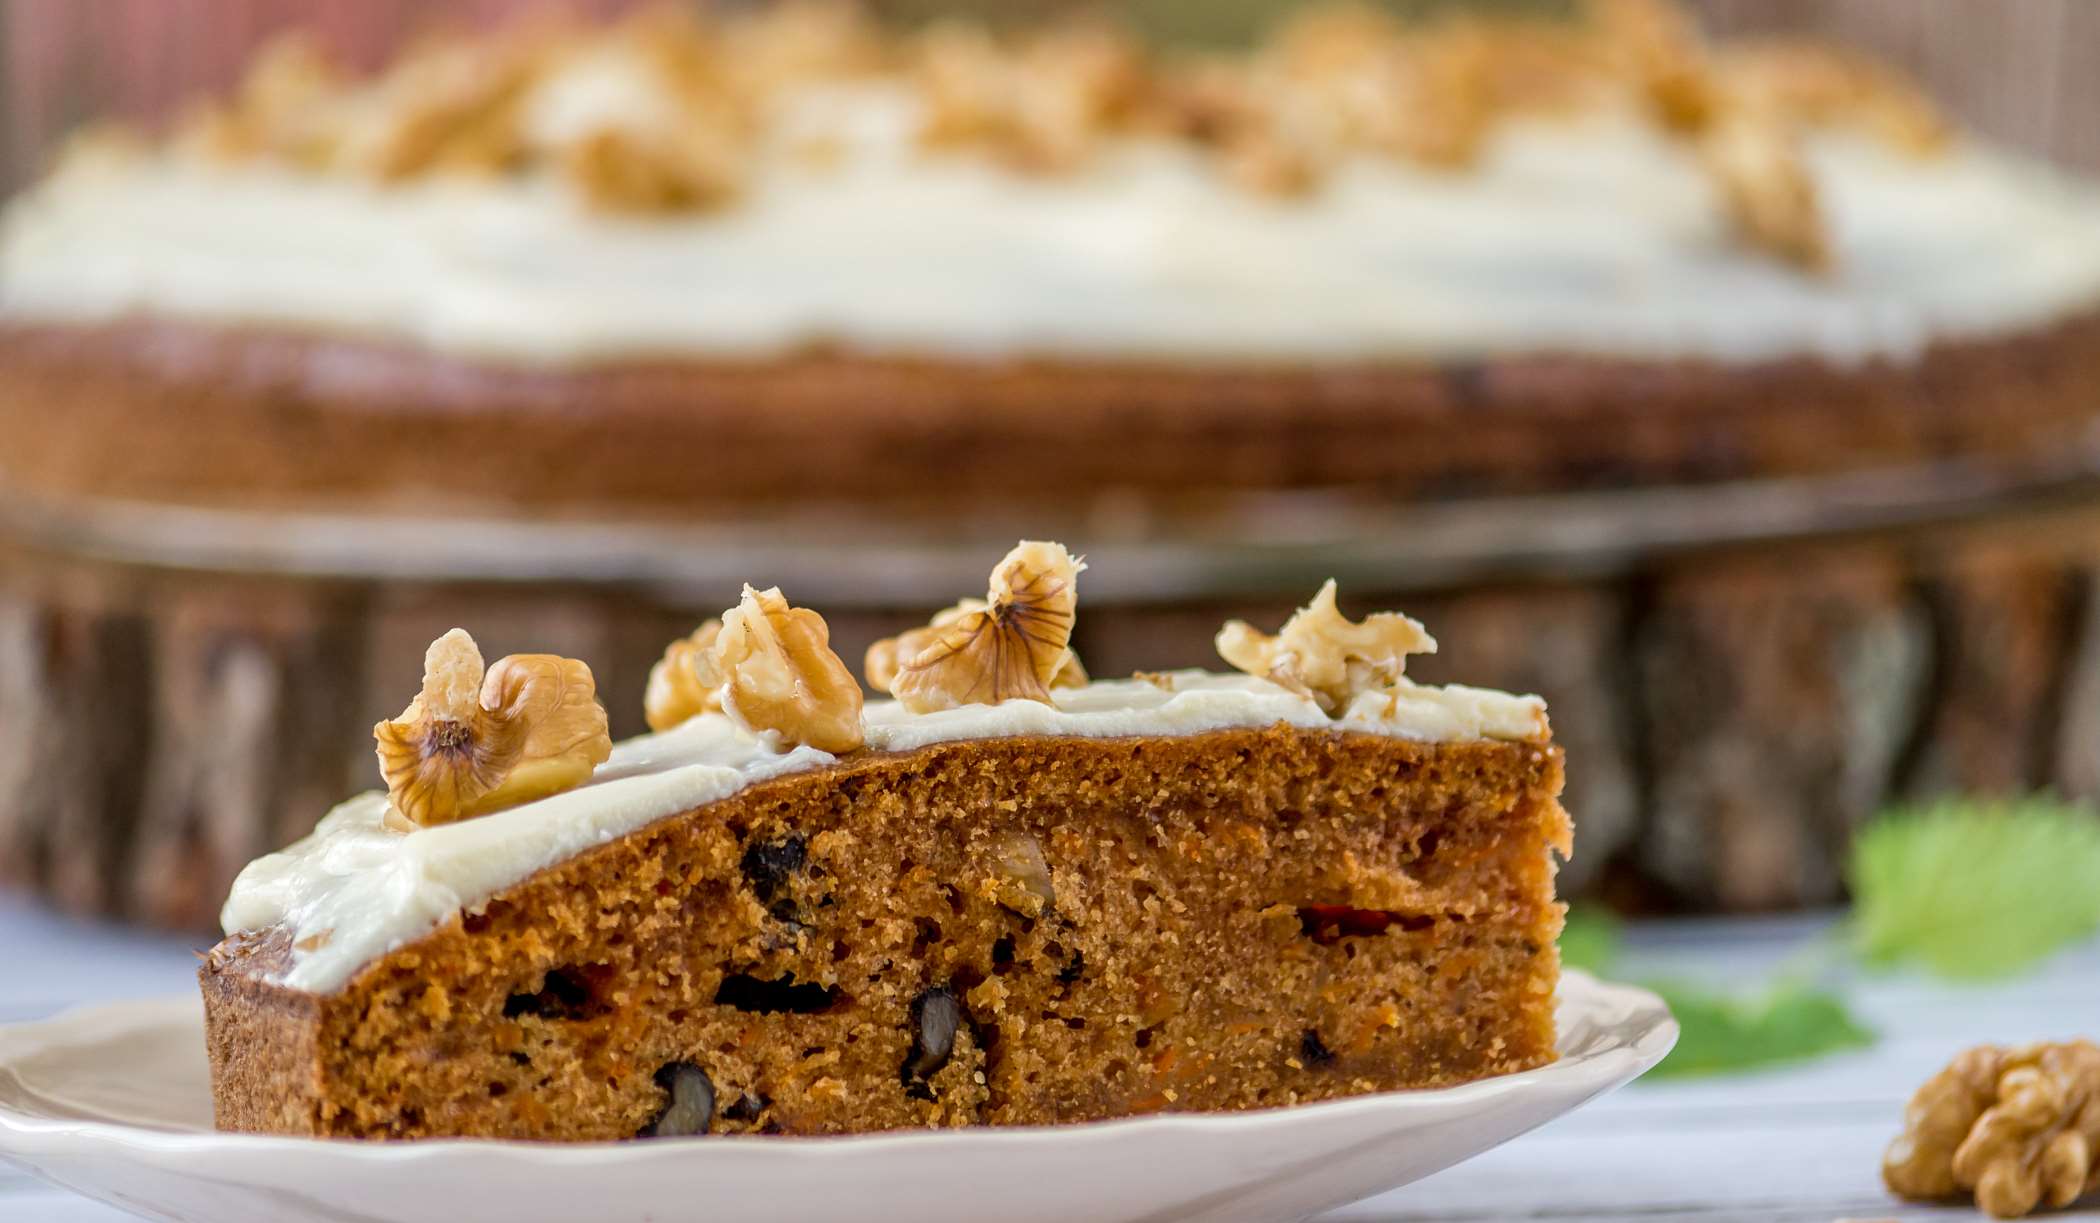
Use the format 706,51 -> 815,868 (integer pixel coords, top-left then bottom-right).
531,6 -> 755,212
1254,6 -> 1497,172
721,0 -> 888,91
1216,581 -> 1436,715
333,30 -> 552,183
1719,39 -> 1950,157
1885,1040 -> 2100,1219
916,21 -> 1147,173
644,620 -> 725,732
128,0 -> 1943,254
169,33 -> 349,166
559,123 -> 745,212
1593,0 -> 1720,134
373,629 -> 611,828
711,585 -> 864,752
888,541 -> 1085,714
867,597 -> 1085,696
1699,110 -> 1829,272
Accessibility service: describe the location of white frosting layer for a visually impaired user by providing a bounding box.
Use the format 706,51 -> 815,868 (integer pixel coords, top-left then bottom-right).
220,671 -> 1546,995
8,93 -> 2100,366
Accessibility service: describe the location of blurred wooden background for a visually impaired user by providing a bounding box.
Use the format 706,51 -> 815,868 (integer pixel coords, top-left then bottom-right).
5,1 -> 2100,192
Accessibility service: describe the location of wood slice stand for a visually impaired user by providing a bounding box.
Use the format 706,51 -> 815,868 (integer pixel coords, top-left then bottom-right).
4,447 -> 2099,928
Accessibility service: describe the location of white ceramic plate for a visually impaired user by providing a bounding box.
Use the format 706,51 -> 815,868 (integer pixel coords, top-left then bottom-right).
0,971 -> 1673,1223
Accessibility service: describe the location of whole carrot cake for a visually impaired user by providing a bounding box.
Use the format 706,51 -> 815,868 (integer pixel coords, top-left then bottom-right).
5,1 -> 2100,516
200,543 -> 1570,1138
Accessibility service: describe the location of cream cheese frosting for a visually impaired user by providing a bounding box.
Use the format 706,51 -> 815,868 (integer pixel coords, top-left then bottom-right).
8,92 -> 2100,367
220,670 -> 1546,995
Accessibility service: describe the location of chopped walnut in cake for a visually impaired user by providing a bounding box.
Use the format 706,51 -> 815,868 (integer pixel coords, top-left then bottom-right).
373,628 -> 612,829
1216,581 -> 1436,715
709,585 -> 865,752
879,541 -> 1086,714
1886,1040 -> 2100,1218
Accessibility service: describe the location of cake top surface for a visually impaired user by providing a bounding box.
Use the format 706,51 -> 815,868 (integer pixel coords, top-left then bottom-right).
222,551 -> 1549,995
7,1 -> 2100,366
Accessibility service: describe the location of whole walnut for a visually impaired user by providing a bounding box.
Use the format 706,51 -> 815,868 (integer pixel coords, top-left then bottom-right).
1885,1040 -> 2100,1219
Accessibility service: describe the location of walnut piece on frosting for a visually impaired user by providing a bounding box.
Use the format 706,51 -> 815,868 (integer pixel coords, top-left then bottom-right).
711,585 -> 864,752
170,32 -> 349,166
1593,0 -> 1721,134
883,541 -> 1085,714
533,5 -> 756,212
866,595 -> 1086,697
132,0 -> 1944,266
1718,39 -> 1951,158
1216,581 -> 1436,715
644,619 -> 725,732
331,29 -> 552,184
915,21 -> 1148,174
559,123 -> 746,213
1699,109 -> 1829,273
373,628 -> 611,829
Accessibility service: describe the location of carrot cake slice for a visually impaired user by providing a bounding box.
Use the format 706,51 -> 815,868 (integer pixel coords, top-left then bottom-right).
201,542 -> 1569,1139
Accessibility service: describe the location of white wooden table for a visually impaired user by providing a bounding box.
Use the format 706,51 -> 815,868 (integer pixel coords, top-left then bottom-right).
2,890 -> 2094,1222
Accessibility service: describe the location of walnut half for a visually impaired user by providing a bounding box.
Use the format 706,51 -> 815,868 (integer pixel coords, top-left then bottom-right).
1216,580 -> 1436,715
711,585 -> 864,752
373,628 -> 612,828
879,541 -> 1086,714
1885,1040 -> 2100,1219
865,595 -> 1086,697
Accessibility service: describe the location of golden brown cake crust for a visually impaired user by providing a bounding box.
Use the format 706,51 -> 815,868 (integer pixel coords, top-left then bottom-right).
8,312 -> 2100,517
200,725 -> 1568,1140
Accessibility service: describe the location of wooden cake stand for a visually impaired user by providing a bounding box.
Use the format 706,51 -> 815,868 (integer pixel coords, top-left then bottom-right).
4,433 -> 2098,928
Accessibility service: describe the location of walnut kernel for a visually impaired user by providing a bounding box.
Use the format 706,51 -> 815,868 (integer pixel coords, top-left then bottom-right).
888,541 -> 1085,713
1216,580 -> 1436,715
1699,110 -> 1829,272
373,628 -> 611,828
711,585 -> 864,752
1886,1040 -> 2100,1219
915,21 -> 1146,173
559,123 -> 745,212
644,619 -> 725,732
1718,40 -> 1950,157
1592,0 -> 1720,134
328,32 -> 545,183
867,596 -> 1084,696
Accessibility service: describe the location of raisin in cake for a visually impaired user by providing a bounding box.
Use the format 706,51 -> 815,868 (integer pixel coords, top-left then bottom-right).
200,543 -> 1570,1138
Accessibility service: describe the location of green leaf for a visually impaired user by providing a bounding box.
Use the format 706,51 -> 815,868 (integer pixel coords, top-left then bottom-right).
1850,797 -> 2100,981
1643,979 -> 1875,1079
1557,904 -> 1623,975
